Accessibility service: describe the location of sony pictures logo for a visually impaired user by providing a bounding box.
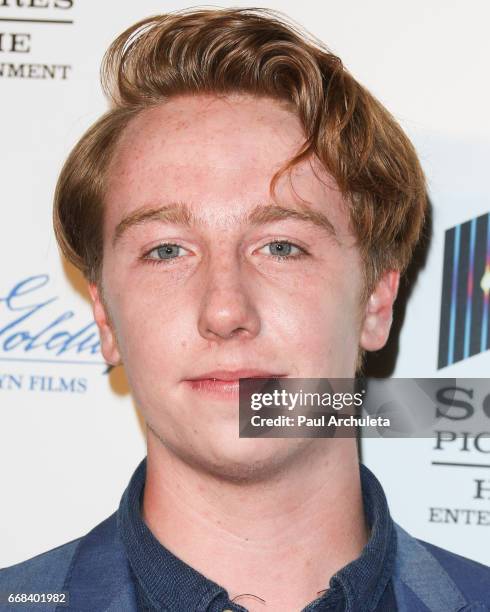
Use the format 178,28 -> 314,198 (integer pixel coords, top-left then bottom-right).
0,0 -> 74,80
438,212 -> 490,368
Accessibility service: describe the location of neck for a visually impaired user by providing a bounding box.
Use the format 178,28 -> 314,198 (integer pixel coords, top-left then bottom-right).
142,433 -> 367,612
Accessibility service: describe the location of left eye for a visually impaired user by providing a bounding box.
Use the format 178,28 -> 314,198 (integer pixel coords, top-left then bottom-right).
145,244 -> 189,260
258,241 -> 303,258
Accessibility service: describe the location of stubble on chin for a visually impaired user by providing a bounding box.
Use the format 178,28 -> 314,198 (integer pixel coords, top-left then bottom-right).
146,422 -> 318,486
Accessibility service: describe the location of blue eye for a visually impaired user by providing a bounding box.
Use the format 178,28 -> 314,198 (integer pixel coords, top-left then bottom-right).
260,241 -> 304,259
268,242 -> 293,256
146,244 -> 187,261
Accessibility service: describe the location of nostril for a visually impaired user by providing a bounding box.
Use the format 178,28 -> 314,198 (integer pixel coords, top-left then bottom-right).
229,327 -> 247,337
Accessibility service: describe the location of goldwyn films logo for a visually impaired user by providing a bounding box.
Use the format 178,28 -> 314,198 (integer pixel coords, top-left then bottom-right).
438,212 -> 490,368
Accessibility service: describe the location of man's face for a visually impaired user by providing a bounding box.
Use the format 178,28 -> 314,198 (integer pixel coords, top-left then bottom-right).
90,94 -> 397,479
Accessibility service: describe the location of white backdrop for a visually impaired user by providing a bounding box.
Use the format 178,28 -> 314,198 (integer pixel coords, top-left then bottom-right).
1,0 -> 489,567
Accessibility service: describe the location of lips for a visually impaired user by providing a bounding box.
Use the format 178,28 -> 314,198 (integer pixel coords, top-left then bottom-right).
184,369 -> 286,400
186,369 -> 286,382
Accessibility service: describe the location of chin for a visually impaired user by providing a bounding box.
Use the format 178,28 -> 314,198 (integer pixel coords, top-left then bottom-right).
190,435 -> 311,485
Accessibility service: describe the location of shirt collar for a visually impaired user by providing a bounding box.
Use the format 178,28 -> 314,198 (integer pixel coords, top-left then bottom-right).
117,458 -> 396,611
327,464 -> 397,611
117,458 -> 234,612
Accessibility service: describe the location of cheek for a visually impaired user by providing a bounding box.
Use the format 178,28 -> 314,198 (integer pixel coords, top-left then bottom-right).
286,294 -> 358,346
106,281 -> 191,373
268,269 -> 362,372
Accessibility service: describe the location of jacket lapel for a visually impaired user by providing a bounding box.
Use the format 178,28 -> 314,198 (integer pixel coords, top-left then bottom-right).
393,524 -> 468,612
60,512 -> 137,612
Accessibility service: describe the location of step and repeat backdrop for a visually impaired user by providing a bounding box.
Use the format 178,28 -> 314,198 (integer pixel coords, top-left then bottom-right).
1,0 -> 489,567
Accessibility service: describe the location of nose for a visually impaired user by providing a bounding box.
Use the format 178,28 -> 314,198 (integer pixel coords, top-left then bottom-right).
197,258 -> 261,342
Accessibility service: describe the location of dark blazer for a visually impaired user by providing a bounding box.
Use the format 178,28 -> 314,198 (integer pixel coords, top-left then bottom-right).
1,512 -> 489,611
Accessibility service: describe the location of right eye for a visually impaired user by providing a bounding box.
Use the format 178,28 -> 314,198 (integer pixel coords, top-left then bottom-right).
144,243 -> 189,262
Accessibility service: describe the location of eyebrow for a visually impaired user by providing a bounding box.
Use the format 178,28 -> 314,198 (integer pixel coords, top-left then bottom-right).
113,203 -> 193,245
112,201 -> 336,246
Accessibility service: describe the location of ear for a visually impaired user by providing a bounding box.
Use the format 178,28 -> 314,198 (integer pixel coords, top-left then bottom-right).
88,283 -> 121,366
360,270 -> 400,352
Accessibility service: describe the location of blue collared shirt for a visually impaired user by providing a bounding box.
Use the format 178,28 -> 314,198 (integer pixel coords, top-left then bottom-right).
117,459 -> 397,611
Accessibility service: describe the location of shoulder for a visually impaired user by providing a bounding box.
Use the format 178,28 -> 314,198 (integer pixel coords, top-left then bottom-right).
417,537 -> 490,602
393,523 -> 490,609
0,537 -> 81,610
0,513 -> 129,611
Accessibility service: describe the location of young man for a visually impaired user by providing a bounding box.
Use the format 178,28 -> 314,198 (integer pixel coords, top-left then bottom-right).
1,8 -> 489,612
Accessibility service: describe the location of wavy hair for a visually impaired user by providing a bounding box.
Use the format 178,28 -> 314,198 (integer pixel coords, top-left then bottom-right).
54,7 -> 427,301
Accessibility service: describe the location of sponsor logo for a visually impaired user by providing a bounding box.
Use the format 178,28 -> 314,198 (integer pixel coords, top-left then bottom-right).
0,0 -> 74,80
0,274 -> 103,367
438,212 -> 490,368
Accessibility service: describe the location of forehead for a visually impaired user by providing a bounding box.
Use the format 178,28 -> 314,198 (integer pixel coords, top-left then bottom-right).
104,94 -> 350,234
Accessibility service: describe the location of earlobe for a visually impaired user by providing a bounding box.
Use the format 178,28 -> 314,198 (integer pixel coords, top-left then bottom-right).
360,270 -> 400,352
88,283 -> 121,366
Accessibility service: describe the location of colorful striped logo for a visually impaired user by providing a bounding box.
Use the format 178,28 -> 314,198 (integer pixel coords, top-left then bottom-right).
438,212 -> 490,368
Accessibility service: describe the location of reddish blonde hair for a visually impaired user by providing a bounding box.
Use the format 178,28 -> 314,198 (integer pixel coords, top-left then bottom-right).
54,8 -> 427,298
